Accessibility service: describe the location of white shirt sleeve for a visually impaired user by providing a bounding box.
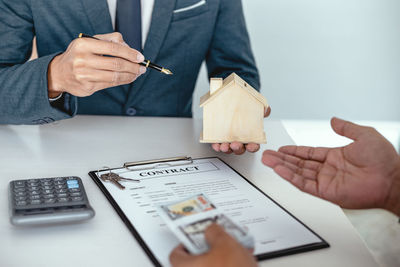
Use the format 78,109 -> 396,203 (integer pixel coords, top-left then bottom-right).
106,0 -> 154,49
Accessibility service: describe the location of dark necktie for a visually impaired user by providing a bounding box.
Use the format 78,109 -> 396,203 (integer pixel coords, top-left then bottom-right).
115,0 -> 142,52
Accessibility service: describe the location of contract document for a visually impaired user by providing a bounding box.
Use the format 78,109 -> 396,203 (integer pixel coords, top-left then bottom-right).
90,157 -> 328,267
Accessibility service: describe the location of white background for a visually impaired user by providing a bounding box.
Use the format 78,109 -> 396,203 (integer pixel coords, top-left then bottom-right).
192,0 -> 400,121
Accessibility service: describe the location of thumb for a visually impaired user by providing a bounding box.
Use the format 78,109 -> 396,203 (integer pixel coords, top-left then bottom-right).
204,223 -> 233,247
331,117 -> 368,141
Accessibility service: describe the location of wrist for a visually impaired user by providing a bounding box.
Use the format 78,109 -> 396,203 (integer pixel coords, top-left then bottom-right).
384,156 -> 400,216
47,55 -> 64,98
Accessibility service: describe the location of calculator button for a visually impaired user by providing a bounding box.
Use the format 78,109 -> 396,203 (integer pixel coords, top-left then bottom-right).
68,188 -> 80,193
15,196 -> 27,201
71,196 -> 83,202
42,185 -> 53,190
43,194 -> 55,199
54,181 -> 65,185
55,189 -> 67,194
14,188 -> 26,192
58,197 -> 69,202
55,185 -> 66,189
16,200 -> 27,206
28,179 -> 40,183
67,184 -> 79,189
43,189 -> 53,194
15,191 -> 26,197
14,182 -> 25,188
30,199 -> 42,205
29,190 -> 41,195
29,195 -> 41,200
54,177 -> 65,181
28,186 -> 41,191
44,198 -> 56,204
57,193 -> 68,198
41,181 -> 53,186
70,192 -> 82,197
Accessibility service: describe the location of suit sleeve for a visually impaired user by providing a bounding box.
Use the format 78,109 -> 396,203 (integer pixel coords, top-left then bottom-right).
0,0 -> 77,125
205,0 -> 260,91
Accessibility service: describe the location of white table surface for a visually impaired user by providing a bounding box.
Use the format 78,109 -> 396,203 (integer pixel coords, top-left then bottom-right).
0,116 -> 377,267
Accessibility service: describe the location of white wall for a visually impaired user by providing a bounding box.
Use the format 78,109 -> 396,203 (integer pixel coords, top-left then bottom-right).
193,0 -> 400,121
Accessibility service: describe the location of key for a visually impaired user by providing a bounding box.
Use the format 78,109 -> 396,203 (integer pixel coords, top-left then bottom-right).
104,172 -> 140,183
100,172 -> 139,190
117,176 -> 140,183
100,172 -> 124,189
110,176 -> 125,190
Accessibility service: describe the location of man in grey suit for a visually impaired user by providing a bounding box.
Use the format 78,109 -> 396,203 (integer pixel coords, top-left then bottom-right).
0,0 -> 268,154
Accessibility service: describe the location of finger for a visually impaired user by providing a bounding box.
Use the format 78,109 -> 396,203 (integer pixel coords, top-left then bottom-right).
331,117 -> 371,141
212,143 -> 221,152
94,32 -> 125,44
87,55 -> 146,75
274,165 -> 319,196
205,224 -> 235,246
169,245 -> 197,267
83,70 -> 138,85
220,143 -> 233,154
264,106 -> 271,117
75,79 -> 138,96
263,150 -> 322,171
278,146 -> 330,162
246,143 -> 260,153
230,142 -> 246,155
262,151 -> 318,180
76,37 -> 145,63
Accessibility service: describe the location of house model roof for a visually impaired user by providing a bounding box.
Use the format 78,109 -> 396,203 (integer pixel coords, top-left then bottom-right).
200,73 -> 268,107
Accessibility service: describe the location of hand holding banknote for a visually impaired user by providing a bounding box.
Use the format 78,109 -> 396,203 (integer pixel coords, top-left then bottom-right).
158,194 -> 254,255
169,224 -> 257,267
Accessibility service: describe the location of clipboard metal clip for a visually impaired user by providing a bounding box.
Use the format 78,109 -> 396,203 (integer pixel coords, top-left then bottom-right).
123,156 -> 194,172
123,156 -> 193,168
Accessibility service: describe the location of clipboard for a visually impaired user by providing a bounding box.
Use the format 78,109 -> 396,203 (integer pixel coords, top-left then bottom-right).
89,156 -> 329,266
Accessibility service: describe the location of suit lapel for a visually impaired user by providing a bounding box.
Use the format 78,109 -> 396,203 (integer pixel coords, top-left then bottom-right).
80,0 -> 113,34
126,0 -> 177,105
143,0 -> 176,62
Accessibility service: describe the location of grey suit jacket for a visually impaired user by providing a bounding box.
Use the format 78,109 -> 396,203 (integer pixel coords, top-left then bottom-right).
0,0 -> 259,124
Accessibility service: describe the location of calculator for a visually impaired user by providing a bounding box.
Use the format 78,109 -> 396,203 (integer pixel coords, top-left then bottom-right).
8,176 -> 95,226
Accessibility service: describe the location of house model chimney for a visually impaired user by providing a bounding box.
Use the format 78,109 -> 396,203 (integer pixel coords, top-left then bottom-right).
210,78 -> 223,95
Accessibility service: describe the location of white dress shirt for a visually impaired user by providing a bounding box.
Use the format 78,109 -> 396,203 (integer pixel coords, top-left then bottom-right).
107,0 -> 154,48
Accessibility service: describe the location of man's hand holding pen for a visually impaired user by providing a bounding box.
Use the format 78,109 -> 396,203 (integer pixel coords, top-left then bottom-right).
48,31 -> 265,156
47,32 -> 146,98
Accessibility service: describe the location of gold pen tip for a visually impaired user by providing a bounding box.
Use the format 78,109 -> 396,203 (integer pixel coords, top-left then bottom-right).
161,68 -> 173,75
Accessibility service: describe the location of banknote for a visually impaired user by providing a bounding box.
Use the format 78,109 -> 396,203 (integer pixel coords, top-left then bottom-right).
160,194 -> 216,220
158,194 -> 254,255
179,214 -> 254,253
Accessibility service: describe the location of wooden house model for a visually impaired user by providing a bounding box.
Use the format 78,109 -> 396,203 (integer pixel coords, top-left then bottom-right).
199,73 -> 269,144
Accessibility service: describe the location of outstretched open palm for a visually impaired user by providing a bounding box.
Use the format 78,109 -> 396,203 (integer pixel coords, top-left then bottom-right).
262,118 -> 400,210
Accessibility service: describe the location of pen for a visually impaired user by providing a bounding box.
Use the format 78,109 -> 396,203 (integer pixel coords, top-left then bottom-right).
78,33 -> 173,75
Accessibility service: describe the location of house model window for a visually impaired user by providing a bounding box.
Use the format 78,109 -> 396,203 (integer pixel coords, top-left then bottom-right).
199,73 -> 269,144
